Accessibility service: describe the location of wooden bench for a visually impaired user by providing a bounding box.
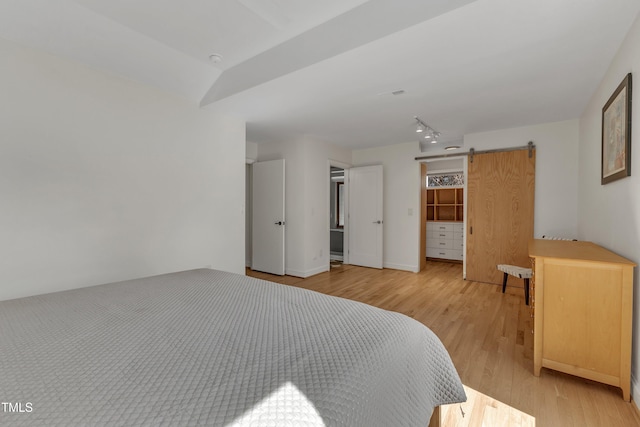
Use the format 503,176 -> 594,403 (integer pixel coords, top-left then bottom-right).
497,264 -> 532,305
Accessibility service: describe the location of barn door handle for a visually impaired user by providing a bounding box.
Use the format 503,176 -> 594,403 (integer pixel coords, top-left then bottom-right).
470,226 -> 473,235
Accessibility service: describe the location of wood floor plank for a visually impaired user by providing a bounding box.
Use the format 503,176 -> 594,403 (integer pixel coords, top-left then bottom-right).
246,261 -> 640,426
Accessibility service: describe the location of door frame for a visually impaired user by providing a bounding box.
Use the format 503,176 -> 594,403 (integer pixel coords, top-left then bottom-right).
420,163 -> 427,272
418,156 -> 468,276
327,160 -> 351,269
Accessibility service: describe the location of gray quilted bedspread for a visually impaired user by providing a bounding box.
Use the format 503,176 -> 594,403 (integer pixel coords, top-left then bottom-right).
0,269 -> 465,426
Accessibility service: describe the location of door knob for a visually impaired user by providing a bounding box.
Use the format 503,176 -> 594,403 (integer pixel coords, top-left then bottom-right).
275,221 -> 285,226
372,220 -> 382,224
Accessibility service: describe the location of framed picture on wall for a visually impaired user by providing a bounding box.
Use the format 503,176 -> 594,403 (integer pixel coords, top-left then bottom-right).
602,73 -> 632,185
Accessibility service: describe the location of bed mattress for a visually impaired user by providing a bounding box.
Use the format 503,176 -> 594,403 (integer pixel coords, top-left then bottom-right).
0,269 -> 465,426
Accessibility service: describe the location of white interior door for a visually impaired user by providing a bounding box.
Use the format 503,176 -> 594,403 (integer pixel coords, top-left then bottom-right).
348,165 -> 383,269
252,159 -> 285,275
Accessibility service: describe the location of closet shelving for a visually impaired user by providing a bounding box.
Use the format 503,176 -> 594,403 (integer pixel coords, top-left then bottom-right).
426,188 -> 464,222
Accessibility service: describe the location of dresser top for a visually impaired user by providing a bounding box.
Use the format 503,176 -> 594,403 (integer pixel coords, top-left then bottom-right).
529,239 -> 636,266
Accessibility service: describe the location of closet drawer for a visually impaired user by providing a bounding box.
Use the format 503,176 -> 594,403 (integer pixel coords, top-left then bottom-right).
427,247 -> 454,259
453,231 -> 464,241
428,229 -> 453,241
432,223 -> 453,232
427,248 -> 463,260
430,230 -> 453,240
453,223 -> 464,233
450,249 -> 464,260
432,239 -> 453,249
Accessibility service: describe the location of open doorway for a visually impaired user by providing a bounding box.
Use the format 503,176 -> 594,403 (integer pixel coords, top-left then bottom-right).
420,157 -> 467,274
330,166 -> 345,265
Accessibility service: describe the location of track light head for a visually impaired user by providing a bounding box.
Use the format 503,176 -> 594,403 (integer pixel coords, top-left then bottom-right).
414,116 -> 440,144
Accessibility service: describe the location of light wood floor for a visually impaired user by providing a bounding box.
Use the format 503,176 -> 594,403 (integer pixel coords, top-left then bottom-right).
247,261 -> 640,427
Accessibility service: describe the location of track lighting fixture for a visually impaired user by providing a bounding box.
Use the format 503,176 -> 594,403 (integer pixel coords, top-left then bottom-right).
414,117 -> 440,142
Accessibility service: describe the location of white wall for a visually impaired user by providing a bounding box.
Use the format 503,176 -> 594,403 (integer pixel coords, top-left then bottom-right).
246,141 -> 258,163
352,119 -> 580,273
425,158 -> 464,174
577,13 -> 640,403
0,38 -> 246,301
256,137 -> 351,277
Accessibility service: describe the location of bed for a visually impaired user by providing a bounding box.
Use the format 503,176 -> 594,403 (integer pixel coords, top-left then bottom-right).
0,268 -> 466,426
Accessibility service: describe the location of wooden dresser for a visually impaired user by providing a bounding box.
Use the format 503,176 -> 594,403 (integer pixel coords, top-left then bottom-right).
528,239 -> 635,400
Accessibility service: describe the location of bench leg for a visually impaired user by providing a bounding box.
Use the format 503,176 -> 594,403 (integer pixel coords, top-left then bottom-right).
502,272 -> 508,293
524,278 -> 530,306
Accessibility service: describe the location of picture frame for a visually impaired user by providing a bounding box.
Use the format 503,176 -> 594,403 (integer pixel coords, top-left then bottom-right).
602,73 -> 632,185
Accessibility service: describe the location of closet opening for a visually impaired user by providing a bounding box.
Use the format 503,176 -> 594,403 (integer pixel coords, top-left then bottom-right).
420,157 -> 467,274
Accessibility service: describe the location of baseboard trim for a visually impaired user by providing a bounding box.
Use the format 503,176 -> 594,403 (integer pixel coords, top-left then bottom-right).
289,263 -> 420,275
285,265 -> 329,278
383,262 -> 420,273
285,269 -> 305,278
305,265 -> 330,277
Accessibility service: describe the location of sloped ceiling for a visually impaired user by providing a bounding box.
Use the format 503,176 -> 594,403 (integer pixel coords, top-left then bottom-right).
1,0 -> 639,149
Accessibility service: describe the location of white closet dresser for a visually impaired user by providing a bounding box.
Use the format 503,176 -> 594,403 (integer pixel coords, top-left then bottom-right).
426,221 -> 464,261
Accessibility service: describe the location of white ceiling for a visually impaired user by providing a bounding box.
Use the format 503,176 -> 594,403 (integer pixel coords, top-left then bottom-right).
1,0 -> 639,150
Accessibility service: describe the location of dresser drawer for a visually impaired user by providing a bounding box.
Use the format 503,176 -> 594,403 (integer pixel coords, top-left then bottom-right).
432,223 -> 453,232
427,239 -> 453,250
450,249 -> 464,260
433,239 -> 453,249
427,247 -> 463,260
452,239 -> 464,250
453,231 -> 464,241
453,223 -> 464,233
430,230 -> 453,240
427,247 -> 454,259
427,230 -> 453,241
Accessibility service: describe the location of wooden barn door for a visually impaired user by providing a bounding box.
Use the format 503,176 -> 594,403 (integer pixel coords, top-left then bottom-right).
466,149 -> 535,284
